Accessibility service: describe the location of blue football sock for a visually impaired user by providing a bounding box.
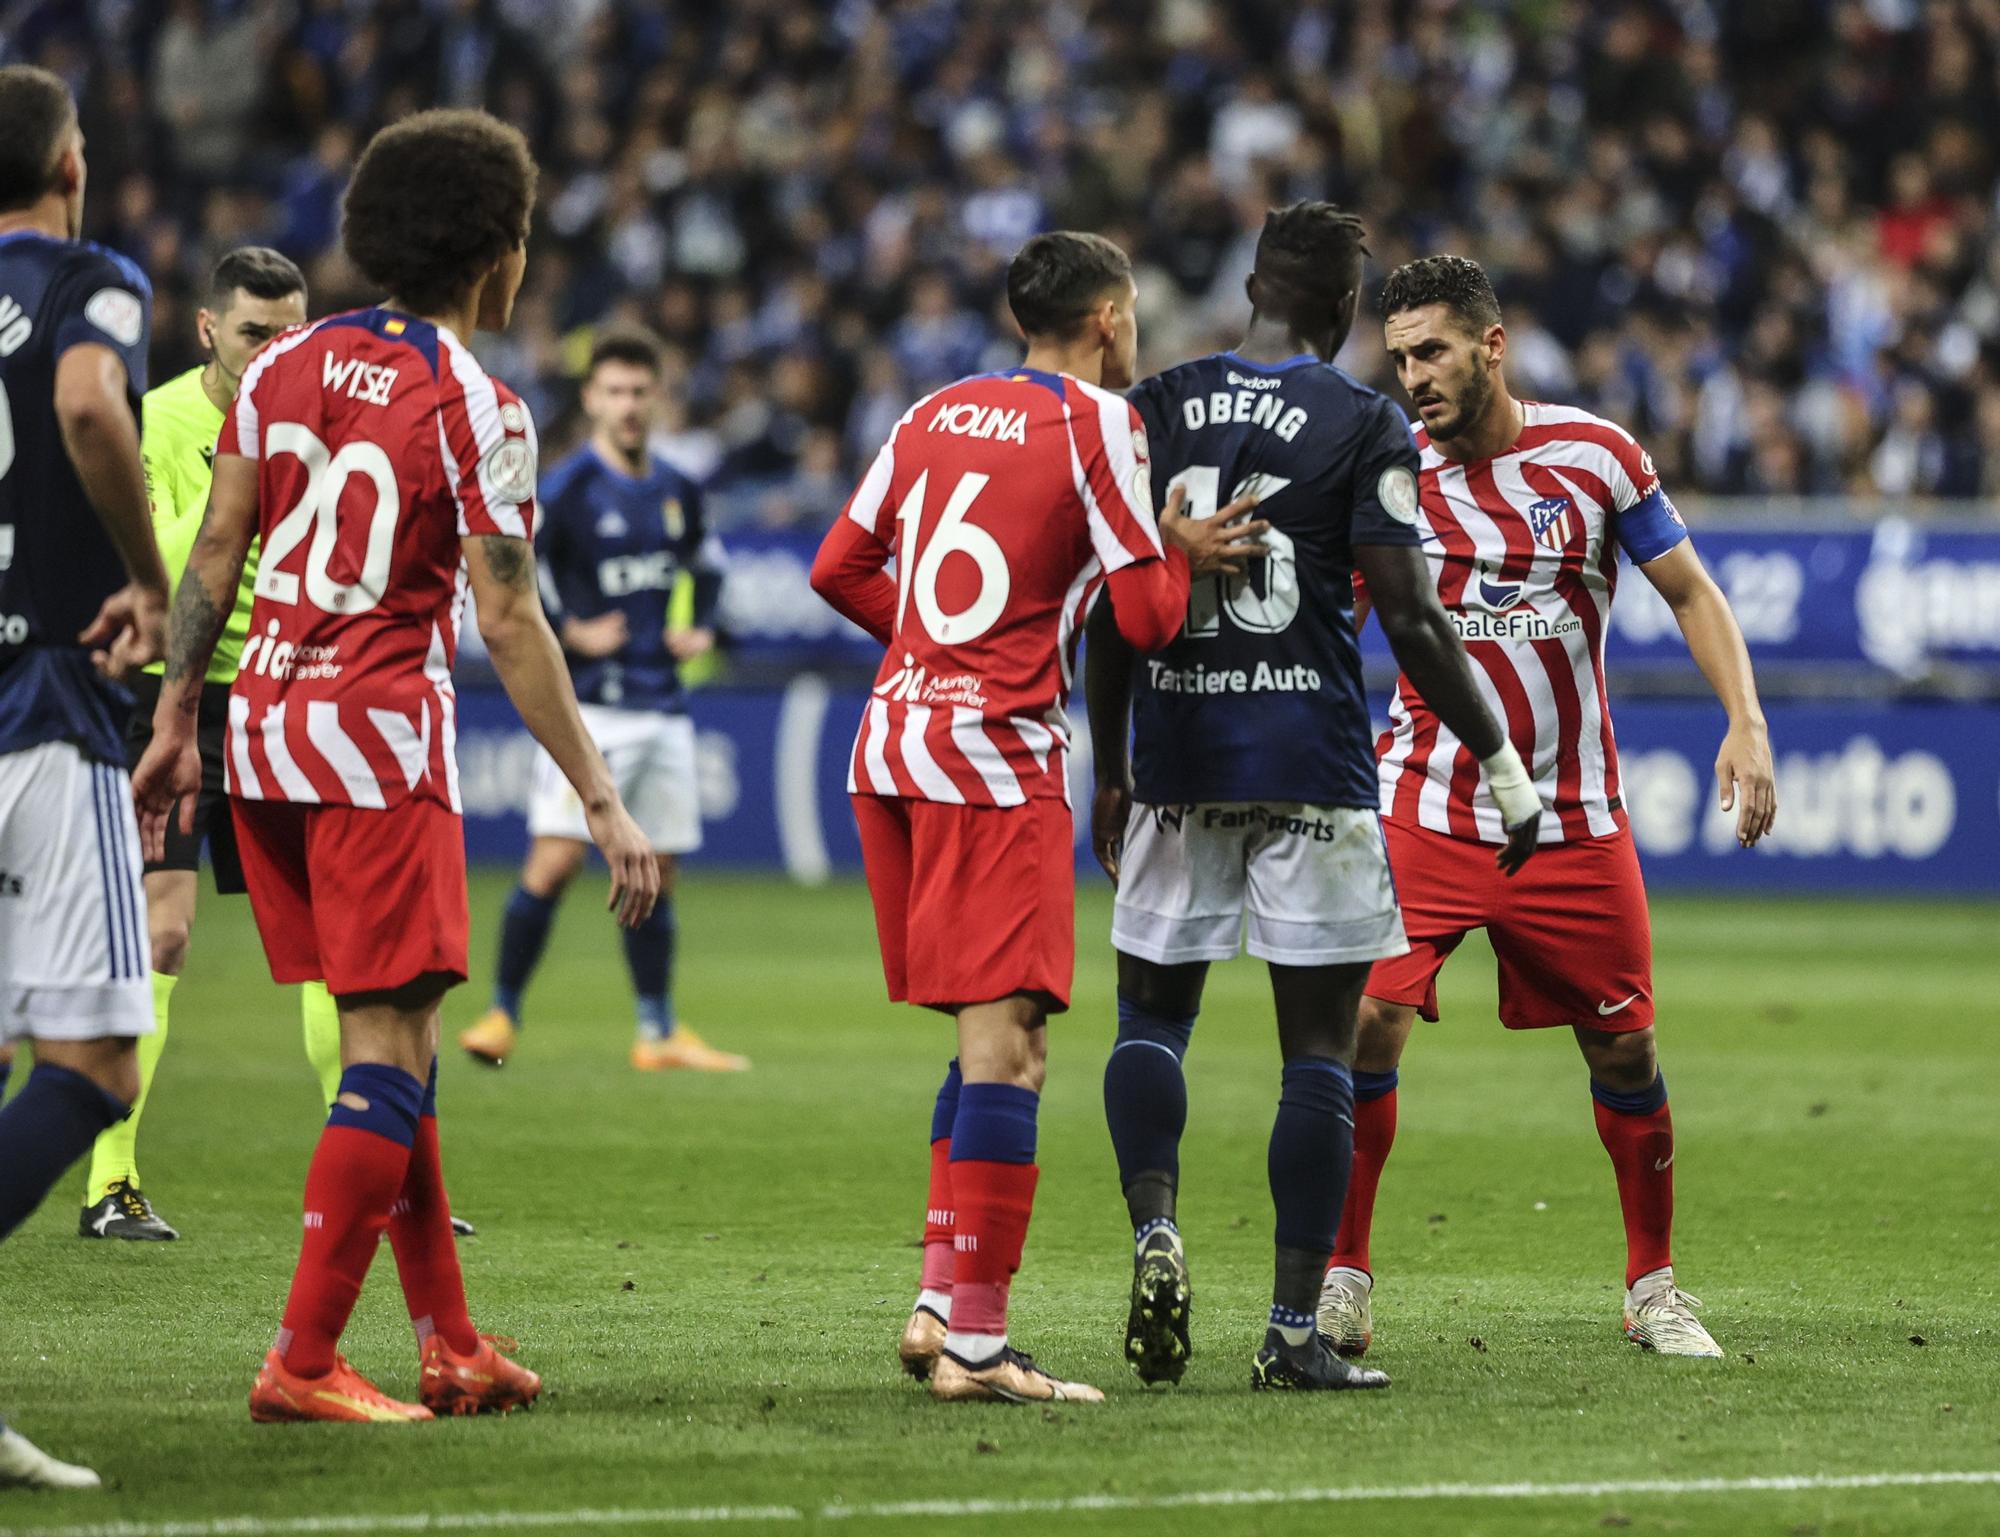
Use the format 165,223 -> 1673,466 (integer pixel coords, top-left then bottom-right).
931,1058 -> 962,1144
0,1065 -> 131,1240
494,886 -> 558,1025
1268,1056 -> 1356,1316
950,1082 -> 1039,1165
624,897 -> 676,1040
1104,993 -> 1194,1228
326,1062 -> 425,1146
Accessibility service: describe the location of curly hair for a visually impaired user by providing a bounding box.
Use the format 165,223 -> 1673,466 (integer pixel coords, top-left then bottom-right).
341,110 -> 537,316
1253,200 -> 1369,308
1378,254 -> 1503,334
1006,231 -> 1132,340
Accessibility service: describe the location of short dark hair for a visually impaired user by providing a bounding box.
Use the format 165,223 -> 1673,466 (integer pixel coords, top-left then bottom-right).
1379,254 -> 1503,334
586,326 -> 664,379
342,109 -> 537,316
1253,201 -> 1369,309
0,65 -> 76,214
1006,232 -> 1132,340
208,246 -> 307,310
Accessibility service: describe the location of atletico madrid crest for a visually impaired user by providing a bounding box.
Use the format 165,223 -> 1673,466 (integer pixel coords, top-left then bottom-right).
1526,495 -> 1573,552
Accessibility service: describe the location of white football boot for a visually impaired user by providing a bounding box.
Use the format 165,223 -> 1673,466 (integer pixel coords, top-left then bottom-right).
0,1424 -> 101,1489
1316,1265 -> 1374,1358
1623,1267 -> 1723,1357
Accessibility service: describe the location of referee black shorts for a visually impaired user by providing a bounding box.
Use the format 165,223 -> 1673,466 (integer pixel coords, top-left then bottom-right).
123,671 -> 246,895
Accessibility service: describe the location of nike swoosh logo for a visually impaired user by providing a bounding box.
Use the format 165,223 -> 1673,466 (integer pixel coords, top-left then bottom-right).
1597,994 -> 1642,1016
1653,1153 -> 1675,1171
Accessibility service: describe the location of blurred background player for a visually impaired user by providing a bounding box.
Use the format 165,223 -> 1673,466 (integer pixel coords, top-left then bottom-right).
812,230 -> 1263,1405
1087,204 -> 1542,1392
460,329 -> 748,1074
1318,255 -> 1778,1361
0,63 -> 167,1487
133,109 -> 657,1423
80,245 -> 308,1242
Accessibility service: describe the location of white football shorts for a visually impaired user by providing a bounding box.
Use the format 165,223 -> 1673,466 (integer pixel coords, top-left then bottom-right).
1112,802 -> 1410,967
0,741 -> 154,1043
527,704 -> 702,855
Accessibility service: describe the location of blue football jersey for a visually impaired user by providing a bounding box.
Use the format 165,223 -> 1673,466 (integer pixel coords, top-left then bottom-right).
0,231 -> 152,763
1124,351 -> 1422,807
537,445 -> 722,712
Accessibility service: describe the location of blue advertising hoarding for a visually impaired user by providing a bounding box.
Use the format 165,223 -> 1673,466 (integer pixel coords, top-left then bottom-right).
455,685 -> 2000,894
702,518 -> 2000,682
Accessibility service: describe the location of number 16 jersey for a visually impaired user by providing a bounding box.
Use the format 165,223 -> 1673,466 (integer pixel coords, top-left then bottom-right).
1126,352 -> 1422,809
217,308 -> 538,813
840,368 -> 1167,807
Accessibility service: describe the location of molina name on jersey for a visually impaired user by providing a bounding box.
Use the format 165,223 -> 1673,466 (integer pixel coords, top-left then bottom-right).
1377,401 -> 1688,845
0,231 -> 152,764
1125,352 -> 1423,809
842,368 -> 1165,806
216,307 -> 537,812
536,445 -> 722,713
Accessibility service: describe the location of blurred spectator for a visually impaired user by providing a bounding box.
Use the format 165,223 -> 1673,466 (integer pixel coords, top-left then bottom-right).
13,0 -> 2000,525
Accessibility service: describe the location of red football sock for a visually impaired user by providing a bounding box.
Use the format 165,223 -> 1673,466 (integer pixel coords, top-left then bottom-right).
278,1124 -> 414,1377
387,1114 -> 479,1354
1594,1097 -> 1675,1286
947,1160 -> 1039,1338
919,1137 -> 955,1296
1329,1086 -> 1397,1276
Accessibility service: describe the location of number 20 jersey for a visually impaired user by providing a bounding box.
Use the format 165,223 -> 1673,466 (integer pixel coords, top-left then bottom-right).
1126,352 -> 1422,809
216,308 -> 538,813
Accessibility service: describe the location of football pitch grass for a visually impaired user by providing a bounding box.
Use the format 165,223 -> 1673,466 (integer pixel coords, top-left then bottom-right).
0,872 -> 1994,1536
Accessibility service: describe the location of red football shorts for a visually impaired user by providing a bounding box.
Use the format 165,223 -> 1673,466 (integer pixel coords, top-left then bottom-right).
232,796 -> 470,997
852,793 -> 1076,1015
1367,819 -> 1654,1032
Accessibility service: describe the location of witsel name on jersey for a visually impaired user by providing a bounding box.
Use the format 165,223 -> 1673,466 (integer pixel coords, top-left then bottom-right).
322,352 -> 399,406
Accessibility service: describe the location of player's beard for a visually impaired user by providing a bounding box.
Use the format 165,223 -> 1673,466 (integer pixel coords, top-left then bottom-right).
1428,360 -> 1491,443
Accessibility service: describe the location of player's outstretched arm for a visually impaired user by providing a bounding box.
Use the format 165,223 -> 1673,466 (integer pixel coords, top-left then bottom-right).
466,533 -> 659,927
56,343 -> 169,673
132,454 -> 261,857
1355,540 -> 1542,873
1640,541 -> 1776,847
1083,597 -> 1138,883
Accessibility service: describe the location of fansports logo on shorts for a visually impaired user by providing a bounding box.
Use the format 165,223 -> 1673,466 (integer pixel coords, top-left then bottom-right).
1199,805 -> 1346,842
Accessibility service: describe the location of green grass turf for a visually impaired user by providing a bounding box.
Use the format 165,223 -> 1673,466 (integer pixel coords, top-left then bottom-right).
1,872 -> 1995,1537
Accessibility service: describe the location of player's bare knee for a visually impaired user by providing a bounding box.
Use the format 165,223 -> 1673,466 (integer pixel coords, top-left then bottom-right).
1576,1023 -> 1657,1090
1116,952 -> 1205,1019
149,919 -> 191,977
1354,997 -> 1417,1073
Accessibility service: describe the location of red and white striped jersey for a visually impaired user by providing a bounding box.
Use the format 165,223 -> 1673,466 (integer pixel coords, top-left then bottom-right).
1377,401 -> 1689,844
838,368 -> 1166,806
216,308 -> 538,813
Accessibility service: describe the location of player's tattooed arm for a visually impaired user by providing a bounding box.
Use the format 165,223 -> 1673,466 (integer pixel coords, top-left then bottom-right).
158,454 -> 261,703
473,533 -> 536,591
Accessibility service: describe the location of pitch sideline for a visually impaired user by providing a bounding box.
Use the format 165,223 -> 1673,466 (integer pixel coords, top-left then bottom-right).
3,1469 -> 1996,1535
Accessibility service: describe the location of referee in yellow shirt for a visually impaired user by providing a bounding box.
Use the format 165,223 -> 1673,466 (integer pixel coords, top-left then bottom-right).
78,249 -> 317,1239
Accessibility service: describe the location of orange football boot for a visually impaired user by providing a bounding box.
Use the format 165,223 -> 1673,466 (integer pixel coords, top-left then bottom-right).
249,1350 -> 433,1424
459,1009 -> 518,1067
419,1332 -> 542,1416
629,1027 -> 751,1072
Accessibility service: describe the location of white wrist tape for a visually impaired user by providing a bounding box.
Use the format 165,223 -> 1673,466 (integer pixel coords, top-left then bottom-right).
1480,742 -> 1542,828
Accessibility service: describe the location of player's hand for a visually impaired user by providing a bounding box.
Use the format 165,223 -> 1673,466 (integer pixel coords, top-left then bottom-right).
1716,719 -> 1776,848
1158,484 -> 1271,577
561,611 -> 630,659
666,625 -> 716,661
1091,778 -> 1132,885
131,724 -> 201,863
80,580 -> 168,680
585,794 -> 660,928
1497,808 -> 1540,876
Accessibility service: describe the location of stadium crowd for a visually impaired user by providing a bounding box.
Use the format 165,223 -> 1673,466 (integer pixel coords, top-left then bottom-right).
13,0 -> 2000,523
